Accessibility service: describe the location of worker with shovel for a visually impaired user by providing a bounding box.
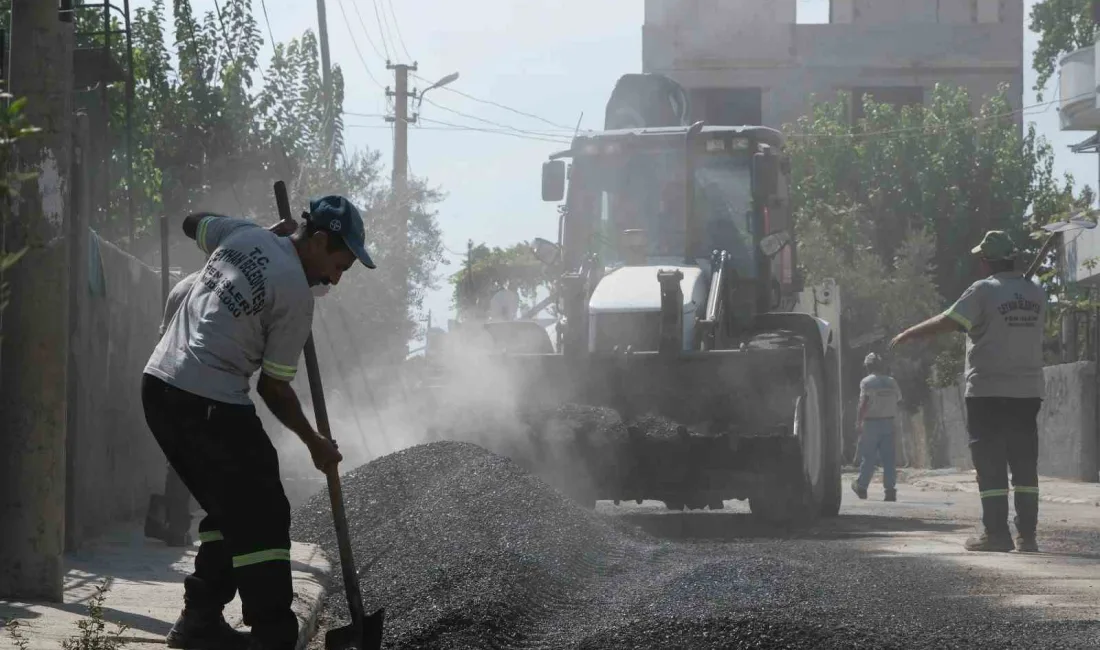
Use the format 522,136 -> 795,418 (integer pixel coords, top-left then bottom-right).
141,196 -> 375,650
890,230 -> 1045,553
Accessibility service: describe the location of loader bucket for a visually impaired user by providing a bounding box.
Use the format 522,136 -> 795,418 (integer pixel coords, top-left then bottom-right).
431,345 -> 810,507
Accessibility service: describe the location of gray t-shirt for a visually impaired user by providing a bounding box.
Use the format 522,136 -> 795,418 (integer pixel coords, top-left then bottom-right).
144,216 -> 314,405
860,374 -> 902,419
944,272 -> 1046,399
159,271 -> 200,337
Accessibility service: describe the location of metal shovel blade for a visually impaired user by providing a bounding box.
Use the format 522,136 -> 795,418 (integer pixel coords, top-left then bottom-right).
324,608 -> 385,650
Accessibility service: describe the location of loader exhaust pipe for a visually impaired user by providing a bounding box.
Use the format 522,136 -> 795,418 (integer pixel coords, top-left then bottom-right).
684,121 -> 705,265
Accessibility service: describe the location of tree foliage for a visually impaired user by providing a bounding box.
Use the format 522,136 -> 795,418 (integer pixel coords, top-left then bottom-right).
786,84 -> 1078,397
450,241 -> 557,319
1030,0 -> 1095,100
63,0 -> 444,358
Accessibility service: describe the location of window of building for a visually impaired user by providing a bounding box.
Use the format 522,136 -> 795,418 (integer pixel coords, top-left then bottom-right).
850,86 -> 924,124
796,0 -> 831,24
690,88 -> 764,126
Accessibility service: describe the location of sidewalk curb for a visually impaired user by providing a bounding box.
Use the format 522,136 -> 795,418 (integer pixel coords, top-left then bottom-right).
295,580 -> 327,650
907,477 -> 1100,507
292,544 -> 332,650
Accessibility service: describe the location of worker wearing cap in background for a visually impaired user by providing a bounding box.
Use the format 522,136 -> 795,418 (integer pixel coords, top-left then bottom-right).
851,352 -> 903,502
891,230 -> 1045,553
141,196 -> 376,650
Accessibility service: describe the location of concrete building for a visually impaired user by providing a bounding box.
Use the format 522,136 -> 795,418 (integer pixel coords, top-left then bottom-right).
642,0 -> 1024,130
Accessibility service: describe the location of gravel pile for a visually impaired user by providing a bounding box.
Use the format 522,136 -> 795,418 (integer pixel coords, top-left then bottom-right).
291,441 -> 629,649
293,438 -> 1100,649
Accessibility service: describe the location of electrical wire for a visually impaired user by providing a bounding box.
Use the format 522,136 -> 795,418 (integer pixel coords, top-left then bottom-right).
413,73 -> 579,132
334,0 -> 387,90
416,117 -> 572,144
348,0 -> 389,64
259,0 -> 277,54
370,0 -> 393,60
419,96 -> 576,138
384,0 -> 414,62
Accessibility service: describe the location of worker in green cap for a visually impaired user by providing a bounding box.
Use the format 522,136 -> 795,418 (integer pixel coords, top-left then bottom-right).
890,230 -> 1045,553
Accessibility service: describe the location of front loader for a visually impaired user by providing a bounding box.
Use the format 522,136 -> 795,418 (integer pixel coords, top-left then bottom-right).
426,75 -> 844,523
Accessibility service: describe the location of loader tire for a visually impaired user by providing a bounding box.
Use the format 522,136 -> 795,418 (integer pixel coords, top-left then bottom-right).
749,340 -> 829,526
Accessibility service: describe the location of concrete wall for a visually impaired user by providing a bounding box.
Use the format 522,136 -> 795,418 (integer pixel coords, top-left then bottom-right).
642,0 -> 1023,130
65,230 -> 169,549
927,363 -> 1100,482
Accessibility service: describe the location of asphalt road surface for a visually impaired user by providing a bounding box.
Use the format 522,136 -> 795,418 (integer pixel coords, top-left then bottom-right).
578,476 -> 1100,649
302,446 -> 1100,649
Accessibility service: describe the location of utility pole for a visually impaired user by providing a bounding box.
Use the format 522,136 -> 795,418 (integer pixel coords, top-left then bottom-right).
386,61 -> 417,299
1,0 -> 75,601
315,0 -> 334,166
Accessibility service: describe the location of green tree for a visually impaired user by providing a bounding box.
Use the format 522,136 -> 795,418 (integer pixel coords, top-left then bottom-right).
1030,0 -> 1095,100
787,84 -> 1077,397
66,0 -> 444,360
449,241 -> 557,320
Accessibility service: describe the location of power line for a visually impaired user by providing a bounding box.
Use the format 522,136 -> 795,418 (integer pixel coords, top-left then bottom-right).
420,96 -> 575,138
348,0 -> 388,63
259,0 -> 277,54
345,119 -> 572,144
334,0 -> 386,89
370,0 -> 393,60
413,73 -> 578,131
384,0 -> 413,62
416,116 -> 572,144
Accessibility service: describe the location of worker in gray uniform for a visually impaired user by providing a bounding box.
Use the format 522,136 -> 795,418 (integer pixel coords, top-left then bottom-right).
851,352 -> 902,502
142,197 -> 374,649
891,230 -> 1045,553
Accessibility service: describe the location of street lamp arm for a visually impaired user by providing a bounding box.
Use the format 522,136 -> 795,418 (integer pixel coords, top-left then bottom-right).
417,71 -> 460,109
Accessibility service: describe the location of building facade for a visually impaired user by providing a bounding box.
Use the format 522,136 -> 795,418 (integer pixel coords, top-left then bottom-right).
642,0 -> 1024,130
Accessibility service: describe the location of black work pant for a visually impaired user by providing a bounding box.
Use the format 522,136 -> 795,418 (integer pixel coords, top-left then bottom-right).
965,397 -> 1042,536
142,374 -> 298,649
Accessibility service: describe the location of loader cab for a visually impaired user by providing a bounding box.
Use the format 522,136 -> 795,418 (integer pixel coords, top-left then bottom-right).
542,126 -> 796,314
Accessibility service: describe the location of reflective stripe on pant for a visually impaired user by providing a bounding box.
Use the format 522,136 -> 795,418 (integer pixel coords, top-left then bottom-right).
142,374 -> 298,650
965,396 -> 1041,536
856,418 -> 897,490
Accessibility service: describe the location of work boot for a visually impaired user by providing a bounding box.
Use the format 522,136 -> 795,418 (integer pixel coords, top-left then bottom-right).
884,488 -> 897,502
850,480 -> 867,500
166,609 -> 250,650
964,530 -> 1015,553
1015,533 -> 1039,553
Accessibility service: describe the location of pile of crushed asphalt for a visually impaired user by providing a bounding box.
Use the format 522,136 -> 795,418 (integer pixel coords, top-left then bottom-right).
292,437 -> 1100,649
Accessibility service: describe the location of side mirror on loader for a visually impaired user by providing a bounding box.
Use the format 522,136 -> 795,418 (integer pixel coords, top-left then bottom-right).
752,152 -> 779,204
760,230 -> 792,258
532,237 -> 561,266
542,160 -> 566,202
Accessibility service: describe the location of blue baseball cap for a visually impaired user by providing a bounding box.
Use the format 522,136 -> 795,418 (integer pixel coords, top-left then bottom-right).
307,195 -> 376,269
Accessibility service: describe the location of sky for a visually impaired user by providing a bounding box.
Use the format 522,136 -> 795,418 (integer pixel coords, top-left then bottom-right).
132,0 -> 1096,339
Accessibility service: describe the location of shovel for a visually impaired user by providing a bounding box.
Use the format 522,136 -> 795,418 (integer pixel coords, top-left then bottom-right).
273,181 -> 386,650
